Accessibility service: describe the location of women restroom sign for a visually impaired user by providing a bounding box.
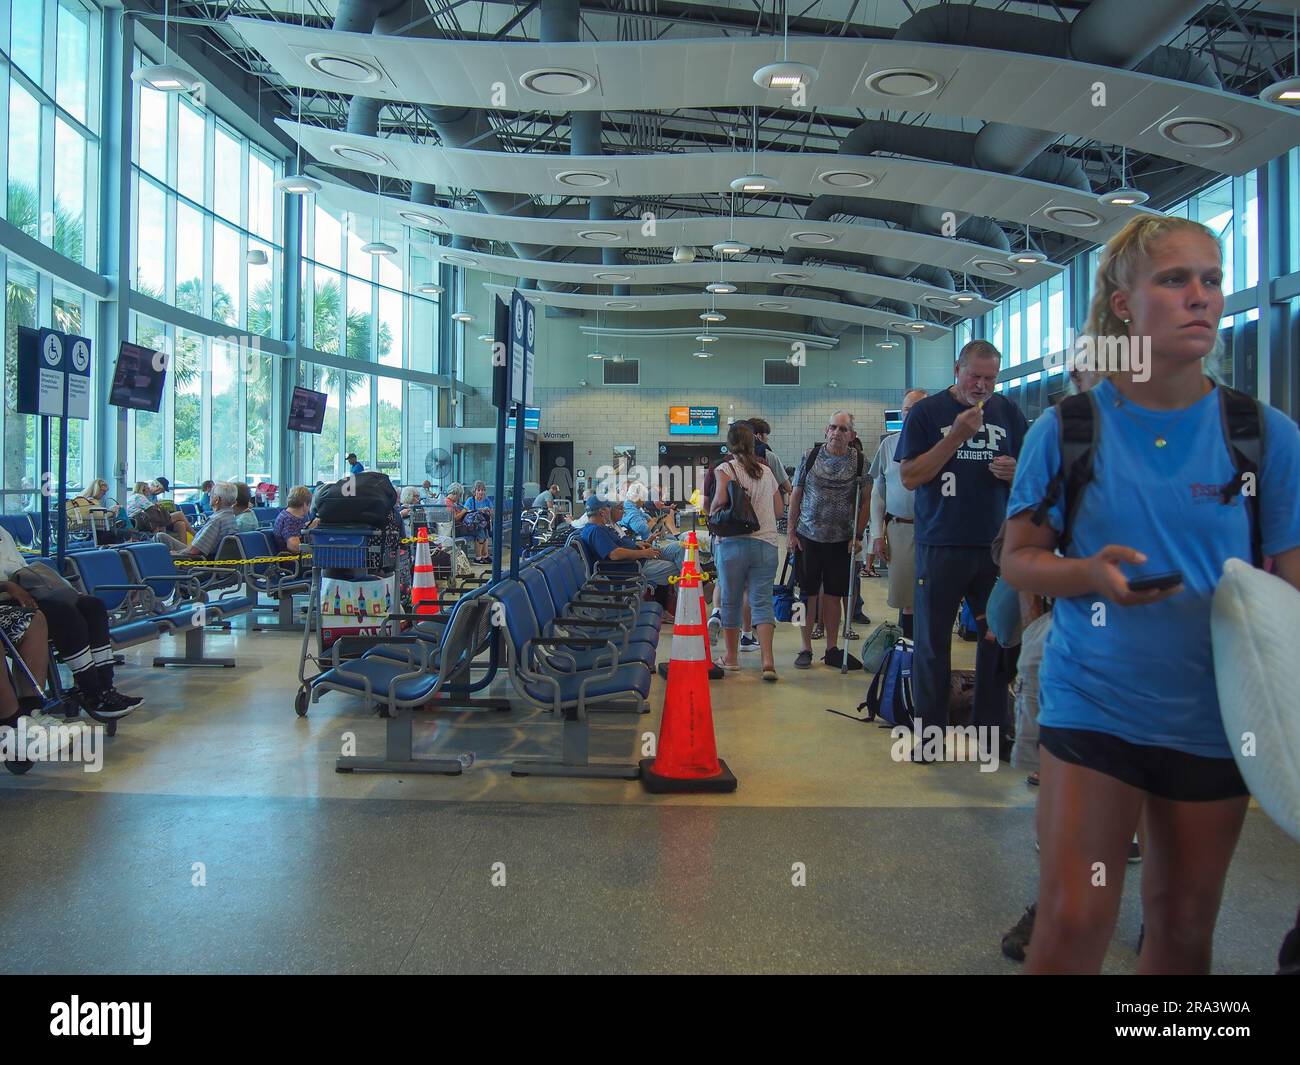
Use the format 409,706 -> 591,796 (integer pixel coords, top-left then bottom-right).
15,326 -> 92,419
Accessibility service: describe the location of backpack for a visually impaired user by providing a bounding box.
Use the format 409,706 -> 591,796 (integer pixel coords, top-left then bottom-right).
313,471 -> 399,528
859,638 -> 915,728
1031,386 -> 1265,566
800,443 -> 865,486
956,599 -> 979,641
773,552 -> 796,622
861,620 -> 904,674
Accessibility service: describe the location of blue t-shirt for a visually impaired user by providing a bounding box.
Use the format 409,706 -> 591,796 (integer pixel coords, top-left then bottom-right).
895,389 -> 1028,547
349,461 -> 364,476
578,522 -> 638,574
1007,378 -> 1300,757
621,501 -> 651,541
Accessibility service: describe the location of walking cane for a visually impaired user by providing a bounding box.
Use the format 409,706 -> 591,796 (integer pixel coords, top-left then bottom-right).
842,472 -> 862,675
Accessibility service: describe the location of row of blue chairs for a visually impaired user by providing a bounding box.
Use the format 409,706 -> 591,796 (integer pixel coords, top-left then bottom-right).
309,538 -> 666,779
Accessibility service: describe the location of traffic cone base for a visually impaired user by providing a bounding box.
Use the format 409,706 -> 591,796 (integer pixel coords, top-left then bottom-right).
639,756 -> 736,793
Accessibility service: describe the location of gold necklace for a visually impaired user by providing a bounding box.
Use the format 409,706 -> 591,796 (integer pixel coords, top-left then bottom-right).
1112,381 -> 1211,448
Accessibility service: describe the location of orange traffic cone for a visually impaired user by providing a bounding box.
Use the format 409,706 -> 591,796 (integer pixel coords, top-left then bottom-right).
641,550 -> 737,793
411,526 -> 440,615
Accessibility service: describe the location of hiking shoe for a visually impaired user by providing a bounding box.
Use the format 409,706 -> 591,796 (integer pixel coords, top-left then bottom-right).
823,648 -> 863,671
739,633 -> 759,652
810,623 -> 824,640
1001,904 -> 1037,962
794,650 -> 813,670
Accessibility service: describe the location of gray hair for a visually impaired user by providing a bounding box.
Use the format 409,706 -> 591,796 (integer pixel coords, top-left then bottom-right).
957,340 -> 1002,367
446,482 -> 463,501
400,486 -> 421,505
829,409 -> 855,430
471,480 -> 487,493
210,481 -> 237,506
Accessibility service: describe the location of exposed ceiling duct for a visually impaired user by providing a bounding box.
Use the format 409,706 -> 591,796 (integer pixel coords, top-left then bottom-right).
332,0 -> 553,264
895,0 -> 1218,177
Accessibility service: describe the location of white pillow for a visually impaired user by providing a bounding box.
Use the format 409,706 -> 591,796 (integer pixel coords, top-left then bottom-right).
1212,558 -> 1300,842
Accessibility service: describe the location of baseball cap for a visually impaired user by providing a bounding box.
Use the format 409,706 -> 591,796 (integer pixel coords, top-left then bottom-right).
585,495 -> 612,515
153,477 -> 170,492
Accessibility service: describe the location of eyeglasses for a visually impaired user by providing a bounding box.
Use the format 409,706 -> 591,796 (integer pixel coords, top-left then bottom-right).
827,424 -> 851,434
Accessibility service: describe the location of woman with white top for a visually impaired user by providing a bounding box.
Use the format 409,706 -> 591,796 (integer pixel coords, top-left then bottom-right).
709,421 -> 784,680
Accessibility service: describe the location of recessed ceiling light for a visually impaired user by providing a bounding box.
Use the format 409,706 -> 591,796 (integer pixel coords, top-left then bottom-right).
398,209 -> 446,229
520,68 -> 596,96
245,248 -> 269,266
700,312 -> 726,323
1043,205 -> 1102,228
442,253 -> 477,267
417,283 -> 444,295
604,300 -> 638,309
361,240 -> 397,256
864,68 -> 942,97
1098,187 -> 1149,207
730,173 -> 778,193
274,174 -> 321,195
753,61 -> 820,91
924,295 -> 960,311
953,291 -> 978,304
706,282 -> 737,294
1259,76 -> 1300,105
712,240 -> 750,256
556,170 -> 613,188
593,271 -> 632,281
693,350 -> 713,358
1009,250 -> 1047,266
578,229 -> 623,243
451,311 -> 474,322
756,301 -> 790,310
771,270 -> 810,282
131,64 -> 200,93
817,170 -> 877,189
305,52 -> 382,84
1157,116 -> 1238,149
695,334 -> 718,343
792,231 -> 836,245
328,144 -> 390,167
972,258 -> 1018,277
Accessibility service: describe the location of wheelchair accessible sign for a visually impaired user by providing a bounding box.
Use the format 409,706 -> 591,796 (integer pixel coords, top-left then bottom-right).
16,326 -> 92,420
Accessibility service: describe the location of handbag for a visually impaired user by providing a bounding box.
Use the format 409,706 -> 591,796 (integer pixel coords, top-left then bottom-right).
135,504 -> 170,533
706,462 -> 760,538
14,563 -> 79,607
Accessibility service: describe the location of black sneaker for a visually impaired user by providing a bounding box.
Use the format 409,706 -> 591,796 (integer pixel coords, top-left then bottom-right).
794,650 -> 813,670
852,613 -> 871,624
77,689 -> 141,721
823,648 -> 863,671
1001,903 -> 1036,962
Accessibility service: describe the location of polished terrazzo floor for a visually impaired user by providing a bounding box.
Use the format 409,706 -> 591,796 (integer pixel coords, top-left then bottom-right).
2,575 -> 1296,974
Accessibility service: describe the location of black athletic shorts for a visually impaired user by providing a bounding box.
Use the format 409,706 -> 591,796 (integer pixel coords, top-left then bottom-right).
1039,726 -> 1249,802
796,537 -> 851,598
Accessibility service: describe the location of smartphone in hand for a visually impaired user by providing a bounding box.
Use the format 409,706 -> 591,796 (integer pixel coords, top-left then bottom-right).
1127,571 -> 1183,593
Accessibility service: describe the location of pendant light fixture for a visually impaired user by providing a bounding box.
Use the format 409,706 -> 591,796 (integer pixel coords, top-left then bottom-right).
1260,10 -> 1300,105
753,1 -> 819,91
731,106 -> 777,193
132,0 -> 201,93
275,3 -> 321,195
1097,147 -> 1149,207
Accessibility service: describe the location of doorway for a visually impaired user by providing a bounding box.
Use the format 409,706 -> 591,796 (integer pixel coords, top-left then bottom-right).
656,442 -> 729,504
539,441 -> 576,505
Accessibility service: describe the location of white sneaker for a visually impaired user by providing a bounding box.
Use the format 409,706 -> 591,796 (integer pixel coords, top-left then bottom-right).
25,714 -> 87,754
739,632 -> 760,651
707,610 -> 722,642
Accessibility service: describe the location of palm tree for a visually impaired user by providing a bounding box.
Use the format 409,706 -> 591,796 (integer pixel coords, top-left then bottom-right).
6,181 -> 83,263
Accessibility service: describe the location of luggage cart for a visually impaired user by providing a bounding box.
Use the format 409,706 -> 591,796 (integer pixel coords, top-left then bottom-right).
294,523 -> 408,717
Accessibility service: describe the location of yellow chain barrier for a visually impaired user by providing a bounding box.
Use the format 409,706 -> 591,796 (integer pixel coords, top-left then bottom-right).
174,554 -> 310,567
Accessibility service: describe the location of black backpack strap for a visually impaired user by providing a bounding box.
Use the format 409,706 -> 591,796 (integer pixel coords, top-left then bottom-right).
1030,392 -> 1098,554
800,443 -> 823,484
1217,386 -> 1265,568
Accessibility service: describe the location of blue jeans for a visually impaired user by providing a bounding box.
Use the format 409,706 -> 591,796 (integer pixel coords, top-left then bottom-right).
714,536 -> 778,628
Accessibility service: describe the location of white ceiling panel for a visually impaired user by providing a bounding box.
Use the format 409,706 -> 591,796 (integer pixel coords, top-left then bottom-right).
477,285 -> 951,338
285,124 -> 1153,240
416,243 -> 992,314
310,177 -> 1061,288
235,19 -> 1300,175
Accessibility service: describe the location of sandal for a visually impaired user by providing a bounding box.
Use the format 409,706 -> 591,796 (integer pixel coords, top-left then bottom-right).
811,623 -> 824,640
1026,772 -> 1040,787
712,658 -> 740,672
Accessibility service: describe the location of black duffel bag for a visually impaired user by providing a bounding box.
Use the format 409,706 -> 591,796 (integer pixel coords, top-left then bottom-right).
313,471 -> 398,527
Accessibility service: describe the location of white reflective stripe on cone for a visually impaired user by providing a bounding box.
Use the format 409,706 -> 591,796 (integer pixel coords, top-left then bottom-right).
670,632 -> 707,662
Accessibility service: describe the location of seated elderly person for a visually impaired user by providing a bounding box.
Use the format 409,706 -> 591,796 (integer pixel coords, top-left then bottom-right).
158,481 -> 240,559
621,484 -> 684,557
577,497 -> 683,602
272,486 -> 314,552
399,486 -> 423,520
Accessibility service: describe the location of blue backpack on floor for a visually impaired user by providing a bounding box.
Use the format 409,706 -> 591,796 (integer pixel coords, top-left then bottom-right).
860,638 -> 915,728
957,599 -> 979,642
